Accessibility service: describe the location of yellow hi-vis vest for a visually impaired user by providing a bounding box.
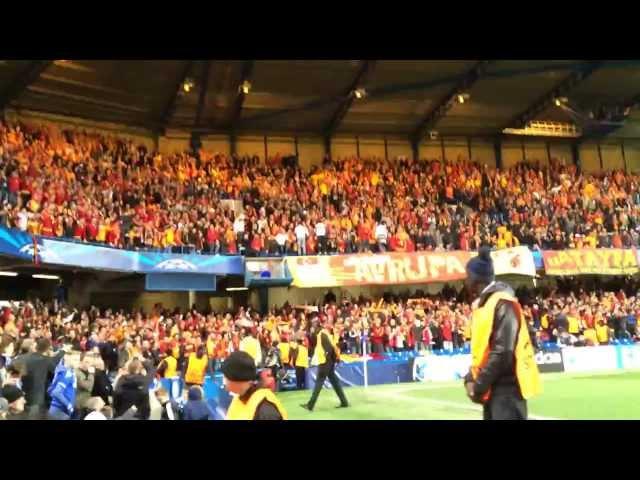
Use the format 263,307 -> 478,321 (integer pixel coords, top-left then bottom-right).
311,329 -> 338,366
163,356 -> 178,378
184,353 -> 207,385
596,324 -> 609,343
295,345 -> 309,368
226,388 -> 288,420
240,336 -> 262,366
471,291 -> 541,403
278,342 -> 290,365
568,316 -> 580,335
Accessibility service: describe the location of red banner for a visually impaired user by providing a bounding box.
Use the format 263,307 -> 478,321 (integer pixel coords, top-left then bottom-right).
286,251 -> 473,288
542,248 -> 639,276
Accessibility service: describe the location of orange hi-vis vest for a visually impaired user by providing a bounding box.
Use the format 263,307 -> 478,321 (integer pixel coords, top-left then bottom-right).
471,290 -> 541,403
185,353 -> 207,385
226,388 -> 288,420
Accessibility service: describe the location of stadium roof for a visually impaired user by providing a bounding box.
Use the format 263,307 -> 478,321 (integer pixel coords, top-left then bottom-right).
2,60 -> 640,140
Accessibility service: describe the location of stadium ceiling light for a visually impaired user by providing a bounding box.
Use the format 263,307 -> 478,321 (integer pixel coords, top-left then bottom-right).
32,274 -> 60,280
354,88 -> 367,99
182,78 -> 195,93
0,272 -> 18,277
457,92 -> 470,104
226,287 -> 248,291
240,80 -> 252,95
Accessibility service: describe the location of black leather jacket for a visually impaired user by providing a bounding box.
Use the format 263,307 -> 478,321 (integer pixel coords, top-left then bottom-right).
466,282 -> 520,401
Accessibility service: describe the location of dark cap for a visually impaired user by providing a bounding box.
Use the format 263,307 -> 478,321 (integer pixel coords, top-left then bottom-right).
465,246 -> 495,285
1,385 -> 24,404
221,351 -> 257,382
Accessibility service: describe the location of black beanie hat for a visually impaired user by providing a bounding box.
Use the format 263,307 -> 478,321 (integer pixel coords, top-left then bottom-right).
1,385 -> 24,404
221,351 -> 257,382
466,246 -> 495,285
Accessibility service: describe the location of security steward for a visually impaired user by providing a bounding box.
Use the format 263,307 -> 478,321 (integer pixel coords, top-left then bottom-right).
239,329 -> 263,366
157,350 -> 179,379
289,339 -> 309,390
222,351 -> 288,420
184,346 -> 209,388
301,319 -> 349,411
463,247 -> 541,420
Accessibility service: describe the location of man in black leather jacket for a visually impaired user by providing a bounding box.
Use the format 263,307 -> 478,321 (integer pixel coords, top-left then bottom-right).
463,247 -> 528,420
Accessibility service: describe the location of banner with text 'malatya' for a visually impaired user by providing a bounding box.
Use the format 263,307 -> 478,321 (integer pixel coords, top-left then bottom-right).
542,248 -> 639,276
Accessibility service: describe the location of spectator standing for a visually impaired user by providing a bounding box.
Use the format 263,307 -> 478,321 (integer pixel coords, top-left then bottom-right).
275,228 -> 288,256
99,335 -> 119,377
91,357 -> 113,406
412,319 -> 425,352
21,338 -> 64,419
315,218 -> 327,255
295,220 -> 309,256
233,214 -> 245,254
113,358 -> 155,420
47,355 -> 77,420
75,352 -> 95,418
375,221 -> 389,253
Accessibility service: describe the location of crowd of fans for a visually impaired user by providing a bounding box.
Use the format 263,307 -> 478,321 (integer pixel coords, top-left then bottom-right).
3,120 -> 640,257
1,277 -> 638,419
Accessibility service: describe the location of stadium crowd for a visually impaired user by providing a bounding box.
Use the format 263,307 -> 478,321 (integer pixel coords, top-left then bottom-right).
3,120 -> 640,256
0,277 -> 638,420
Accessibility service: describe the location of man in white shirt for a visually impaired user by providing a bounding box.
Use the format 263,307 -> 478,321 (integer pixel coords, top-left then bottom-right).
375,221 -> 388,252
233,214 -> 246,253
315,218 -> 327,255
275,230 -> 288,256
17,208 -> 29,232
233,214 -> 245,236
294,222 -> 309,256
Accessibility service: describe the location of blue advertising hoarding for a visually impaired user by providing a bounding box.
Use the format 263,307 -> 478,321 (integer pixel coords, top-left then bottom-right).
0,226 -> 244,276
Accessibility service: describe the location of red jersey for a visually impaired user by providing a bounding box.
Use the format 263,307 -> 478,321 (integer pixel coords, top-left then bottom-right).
442,320 -> 453,342
8,175 -> 20,193
85,223 -> 98,241
73,223 -> 86,240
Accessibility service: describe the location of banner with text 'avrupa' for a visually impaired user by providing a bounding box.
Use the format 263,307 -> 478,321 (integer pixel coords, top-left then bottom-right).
285,246 -> 535,288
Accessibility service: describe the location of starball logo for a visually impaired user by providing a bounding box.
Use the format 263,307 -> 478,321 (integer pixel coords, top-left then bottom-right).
153,259 -> 198,271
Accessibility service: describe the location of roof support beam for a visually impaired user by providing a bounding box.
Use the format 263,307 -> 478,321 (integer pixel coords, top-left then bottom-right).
229,60 -> 254,133
502,61 -> 604,131
157,60 -> 193,134
410,60 -> 491,146
0,60 -> 52,110
194,60 -> 212,128
323,60 -> 376,140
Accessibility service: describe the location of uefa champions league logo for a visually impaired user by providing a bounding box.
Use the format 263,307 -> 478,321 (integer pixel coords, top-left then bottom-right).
153,259 -> 198,271
18,243 -> 60,263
